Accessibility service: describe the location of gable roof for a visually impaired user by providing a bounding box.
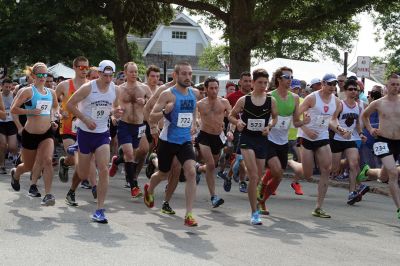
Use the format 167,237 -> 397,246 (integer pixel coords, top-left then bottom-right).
142,12 -> 210,56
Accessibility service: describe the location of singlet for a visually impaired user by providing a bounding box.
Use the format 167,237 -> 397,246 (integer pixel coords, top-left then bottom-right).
159,87 -> 196,144
1,93 -> 14,122
78,80 -> 116,133
60,79 -> 78,135
334,100 -> 360,142
268,90 -> 295,145
24,85 -> 53,117
298,91 -> 336,141
241,94 -> 271,137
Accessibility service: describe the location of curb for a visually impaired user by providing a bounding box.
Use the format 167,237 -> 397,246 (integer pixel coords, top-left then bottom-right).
283,173 -> 390,197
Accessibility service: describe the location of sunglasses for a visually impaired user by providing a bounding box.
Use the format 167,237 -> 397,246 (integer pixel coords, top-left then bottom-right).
281,74 -> 293,80
35,73 -> 48,78
326,81 -> 338,86
77,65 -> 90,71
346,87 -> 359,91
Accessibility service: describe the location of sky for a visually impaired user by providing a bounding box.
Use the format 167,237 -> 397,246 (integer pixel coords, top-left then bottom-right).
190,12 -> 386,67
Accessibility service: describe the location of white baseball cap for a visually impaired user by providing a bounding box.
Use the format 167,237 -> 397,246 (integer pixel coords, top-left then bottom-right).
98,60 -> 116,74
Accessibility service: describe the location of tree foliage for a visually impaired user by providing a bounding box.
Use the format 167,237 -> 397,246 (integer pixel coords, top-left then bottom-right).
374,2 -> 400,76
199,45 -> 229,71
155,0 -> 397,78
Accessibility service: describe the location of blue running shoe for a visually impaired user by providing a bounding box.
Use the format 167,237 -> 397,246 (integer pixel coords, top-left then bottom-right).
347,191 -> 361,205
356,184 -> 370,197
91,209 -> 108,224
223,178 -> 232,192
251,211 -> 262,225
67,143 -> 79,156
239,181 -> 247,193
217,170 -> 227,180
211,195 -> 224,208
195,163 -> 202,185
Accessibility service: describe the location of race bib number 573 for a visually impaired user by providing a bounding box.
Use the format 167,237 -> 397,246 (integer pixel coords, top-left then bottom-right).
247,119 -> 265,131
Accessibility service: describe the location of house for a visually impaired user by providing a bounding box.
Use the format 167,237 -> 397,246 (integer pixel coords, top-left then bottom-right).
128,13 -> 228,83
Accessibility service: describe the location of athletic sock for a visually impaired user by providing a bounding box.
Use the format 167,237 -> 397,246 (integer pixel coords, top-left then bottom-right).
125,162 -> 138,188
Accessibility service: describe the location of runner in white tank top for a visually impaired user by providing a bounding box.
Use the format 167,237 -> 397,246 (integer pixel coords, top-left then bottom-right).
67,60 -> 122,224
290,73 -> 342,219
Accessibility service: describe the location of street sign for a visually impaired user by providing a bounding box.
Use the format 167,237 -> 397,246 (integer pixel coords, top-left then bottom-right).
356,56 -> 371,78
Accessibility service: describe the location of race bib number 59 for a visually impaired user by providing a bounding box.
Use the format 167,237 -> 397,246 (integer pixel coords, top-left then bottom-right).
91,106 -> 109,120
177,113 -> 193,128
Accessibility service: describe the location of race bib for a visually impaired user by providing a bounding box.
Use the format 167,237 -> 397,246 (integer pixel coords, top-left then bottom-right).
91,105 -> 109,120
36,100 -> 52,115
373,142 -> 390,156
247,119 -> 265,131
138,125 -> 146,138
316,115 -> 330,129
219,132 -> 227,144
177,113 -> 193,128
276,115 -> 292,130
5,109 -> 12,120
71,118 -> 79,133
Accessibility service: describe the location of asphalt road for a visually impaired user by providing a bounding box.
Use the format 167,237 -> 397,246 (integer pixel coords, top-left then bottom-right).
1,168 -> 400,266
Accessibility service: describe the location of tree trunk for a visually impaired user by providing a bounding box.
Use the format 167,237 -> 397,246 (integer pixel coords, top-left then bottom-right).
112,20 -> 132,65
229,42 -> 251,79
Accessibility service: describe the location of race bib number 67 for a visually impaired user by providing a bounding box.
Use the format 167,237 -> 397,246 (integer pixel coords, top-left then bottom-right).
373,142 -> 390,156
36,100 -> 52,115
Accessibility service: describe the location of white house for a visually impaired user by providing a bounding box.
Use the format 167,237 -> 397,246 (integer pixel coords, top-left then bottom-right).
128,13 -> 228,83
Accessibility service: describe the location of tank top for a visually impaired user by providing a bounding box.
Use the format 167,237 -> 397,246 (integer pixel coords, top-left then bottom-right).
24,85 -> 53,117
334,100 -> 360,142
1,93 -> 14,122
298,91 -> 336,141
241,94 -> 271,137
60,79 -> 78,135
78,80 -> 116,133
268,90 -> 295,145
159,87 -> 196,144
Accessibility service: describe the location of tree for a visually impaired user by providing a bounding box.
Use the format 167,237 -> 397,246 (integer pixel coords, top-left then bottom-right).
199,45 -> 229,71
75,0 -> 174,64
374,2 -> 400,76
155,0 -> 397,78
0,0 -> 117,69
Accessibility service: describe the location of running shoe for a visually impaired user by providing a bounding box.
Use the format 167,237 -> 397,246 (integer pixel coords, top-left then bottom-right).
131,186 -> 143,198
347,191 -> 362,205
257,183 -> 266,201
239,181 -> 247,193
10,168 -> 20,191
251,211 -> 262,225
65,191 -> 78,206
195,163 -> 202,185
109,155 -> 119,177
161,201 -> 176,215
223,178 -> 232,192
184,212 -> 198,227
92,185 -> 97,200
357,164 -> 370,182
143,183 -> 154,208
290,182 -> 304,195
211,195 -> 224,208
217,170 -> 227,179
41,194 -> 56,206
80,180 -> 92,189
257,201 -> 270,215
58,156 -> 69,183
356,183 -> 370,197
0,167 -> 7,174
145,153 -> 157,179
28,184 -> 41,197
312,208 -> 331,218
67,143 -> 79,156
91,209 -> 108,224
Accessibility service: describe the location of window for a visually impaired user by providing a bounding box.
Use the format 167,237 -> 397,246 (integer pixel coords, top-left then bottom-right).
172,31 -> 187,39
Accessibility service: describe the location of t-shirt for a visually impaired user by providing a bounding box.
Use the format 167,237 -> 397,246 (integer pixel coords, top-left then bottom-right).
227,90 -> 245,107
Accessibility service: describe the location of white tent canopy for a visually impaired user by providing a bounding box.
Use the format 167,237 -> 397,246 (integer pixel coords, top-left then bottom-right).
220,58 -> 383,93
48,63 -> 75,79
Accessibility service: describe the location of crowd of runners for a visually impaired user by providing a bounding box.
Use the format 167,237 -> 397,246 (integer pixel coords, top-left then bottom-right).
1,56 -> 399,226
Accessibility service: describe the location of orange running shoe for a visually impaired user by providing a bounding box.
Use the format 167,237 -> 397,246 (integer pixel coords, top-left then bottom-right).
184,212 -> 198,227
143,183 -> 154,208
131,186 -> 143,198
290,182 -> 304,195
